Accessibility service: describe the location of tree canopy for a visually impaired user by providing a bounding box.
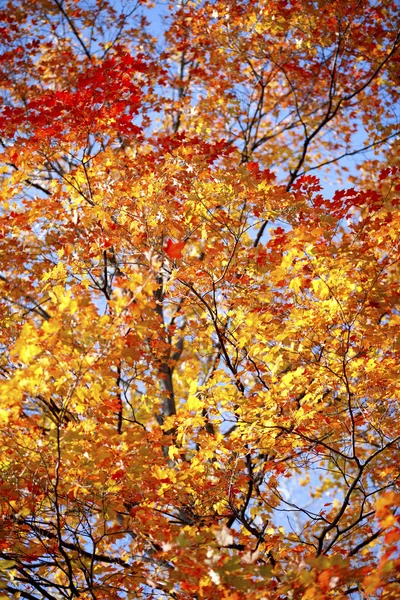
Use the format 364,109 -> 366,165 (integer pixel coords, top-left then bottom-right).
0,0 -> 400,598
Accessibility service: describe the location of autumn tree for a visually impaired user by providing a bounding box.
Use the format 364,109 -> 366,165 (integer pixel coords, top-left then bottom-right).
0,0 -> 400,598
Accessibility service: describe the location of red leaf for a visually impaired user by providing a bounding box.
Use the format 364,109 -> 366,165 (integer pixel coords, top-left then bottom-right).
247,161 -> 260,174
111,469 -> 126,480
164,239 -> 185,259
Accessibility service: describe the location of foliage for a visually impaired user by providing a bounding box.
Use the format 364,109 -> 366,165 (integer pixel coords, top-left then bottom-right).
0,0 -> 399,598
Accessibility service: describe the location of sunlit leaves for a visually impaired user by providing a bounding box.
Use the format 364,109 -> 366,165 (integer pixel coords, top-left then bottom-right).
0,0 -> 399,598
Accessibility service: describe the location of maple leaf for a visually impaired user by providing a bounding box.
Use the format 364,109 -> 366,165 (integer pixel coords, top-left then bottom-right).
164,239 -> 185,259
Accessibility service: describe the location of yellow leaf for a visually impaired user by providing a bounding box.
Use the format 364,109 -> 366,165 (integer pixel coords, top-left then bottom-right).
19,343 -> 42,363
0,409 -> 8,424
42,261 -> 67,282
289,277 -> 302,294
42,319 -> 63,334
168,445 -> 180,460
186,394 -> 203,411
311,278 -> 330,299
